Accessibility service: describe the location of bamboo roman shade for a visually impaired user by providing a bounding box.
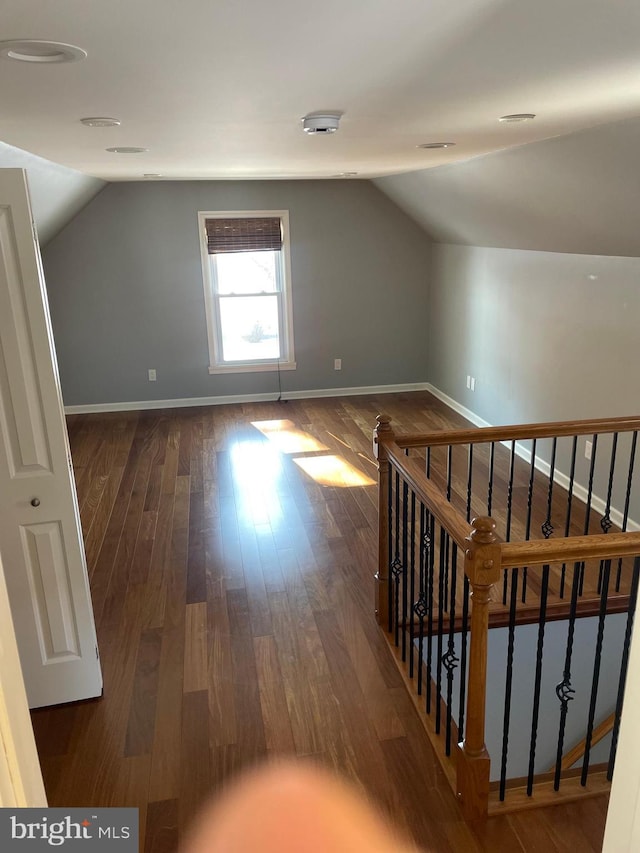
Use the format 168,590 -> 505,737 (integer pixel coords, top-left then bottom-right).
205,217 -> 283,254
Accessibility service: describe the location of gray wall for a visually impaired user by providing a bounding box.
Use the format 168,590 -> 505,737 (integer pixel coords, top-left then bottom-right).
429,243 -> 640,426
0,142 -> 105,246
42,180 -> 431,406
374,115 -> 640,258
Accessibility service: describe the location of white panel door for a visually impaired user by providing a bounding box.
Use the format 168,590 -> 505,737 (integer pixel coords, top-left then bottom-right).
0,169 -> 102,708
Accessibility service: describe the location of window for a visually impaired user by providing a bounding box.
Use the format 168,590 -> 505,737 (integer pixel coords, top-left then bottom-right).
198,210 -> 296,374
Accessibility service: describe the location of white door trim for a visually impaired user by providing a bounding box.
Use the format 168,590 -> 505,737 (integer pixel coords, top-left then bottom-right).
0,550 -> 46,807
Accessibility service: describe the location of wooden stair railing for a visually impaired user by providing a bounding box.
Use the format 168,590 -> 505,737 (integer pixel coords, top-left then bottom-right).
374,413 -> 640,822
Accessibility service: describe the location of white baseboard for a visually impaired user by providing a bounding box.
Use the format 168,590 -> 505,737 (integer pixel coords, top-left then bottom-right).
425,383 -> 492,429
426,383 -> 640,533
63,381 -> 431,415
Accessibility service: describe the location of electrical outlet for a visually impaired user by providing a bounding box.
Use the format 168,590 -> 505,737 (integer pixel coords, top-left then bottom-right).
585,439 -> 592,460
470,377 -> 476,392
466,375 -> 471,389
148,369 -> 157,382
334,358 -> 342,371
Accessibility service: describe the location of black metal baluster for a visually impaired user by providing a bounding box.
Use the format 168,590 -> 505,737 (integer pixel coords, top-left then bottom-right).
600,433 -> 618,535
525,439 -> 537,541
446,445 -> 452,502
390,470 -> 402,645
408,491 -> 416,676
608,556 -> 640,779
487,441 -> 496,516
581,558 -> 611,785
443,530 -> 450,613
426,513 -> 435,715
541,437 -> 557,539
506,440 -> 516,542
444,543 -> 459,756
616,432 -> 637,592
527,564 -> 550,796
400,480 -> 409,661
415,503 -> 428,695
598,435 -> 617,595
499,567 -> 519,801
503,440 -> 516,605
457,574 -> 470,743
553,562 -> 581,790
466,444 -> 474,522
579,434 -> 598,596
435,526 -> 447,734
560,437 -> 578,599
426,446 -> 431,479
522,439 -> 537,604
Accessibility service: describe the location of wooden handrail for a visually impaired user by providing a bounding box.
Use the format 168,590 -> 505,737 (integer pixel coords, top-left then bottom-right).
384,441 -> 470,548
381,414 -> 640,450
500,532 -> 640,568
548,713 -> 615,773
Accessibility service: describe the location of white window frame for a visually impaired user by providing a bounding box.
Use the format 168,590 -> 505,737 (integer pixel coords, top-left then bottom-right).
198,209 -> 296,374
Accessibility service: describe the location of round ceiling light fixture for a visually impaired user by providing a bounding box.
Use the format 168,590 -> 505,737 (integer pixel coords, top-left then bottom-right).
418,142 -> 456,149
81,117 -> 121,127
0,39 -> 87,63
302,113 -> 342,134
106,147 -> 148,154
499,113 -> 536,123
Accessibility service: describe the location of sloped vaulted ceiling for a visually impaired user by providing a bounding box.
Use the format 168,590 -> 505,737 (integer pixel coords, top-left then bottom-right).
0,142 -> 105,246
373,115 -> 640,258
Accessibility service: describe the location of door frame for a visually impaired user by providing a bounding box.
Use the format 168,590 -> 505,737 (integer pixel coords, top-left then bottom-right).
0,549 -> 46,806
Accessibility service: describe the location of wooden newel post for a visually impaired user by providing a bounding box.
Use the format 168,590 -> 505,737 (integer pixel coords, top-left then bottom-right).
373,414 -> 393,629
456,516 -> 501,821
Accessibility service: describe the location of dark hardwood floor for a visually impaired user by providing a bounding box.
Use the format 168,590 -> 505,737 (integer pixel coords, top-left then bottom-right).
31,392 -> 608,851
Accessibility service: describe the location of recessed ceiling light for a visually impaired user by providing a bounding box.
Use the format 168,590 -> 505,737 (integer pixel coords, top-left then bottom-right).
143,173 -> 163,179
81,117 -> 121,128
0,39 -> 87,63
106,147 -> 148,154
333,171 -> 358,177
499,113 -> 536,123
418,142 -> 456,149
302,113 -> 342,134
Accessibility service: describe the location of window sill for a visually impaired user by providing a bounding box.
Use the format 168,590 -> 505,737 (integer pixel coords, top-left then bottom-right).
208,361 -> 297,375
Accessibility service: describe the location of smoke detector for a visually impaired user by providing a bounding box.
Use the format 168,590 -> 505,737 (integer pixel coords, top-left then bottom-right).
302,113 -> 342,134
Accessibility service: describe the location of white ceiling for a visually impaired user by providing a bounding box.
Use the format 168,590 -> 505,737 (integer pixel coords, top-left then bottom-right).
2,0 -> 640,182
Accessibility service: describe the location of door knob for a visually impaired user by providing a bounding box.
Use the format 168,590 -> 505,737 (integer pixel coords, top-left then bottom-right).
30,498 -> 40,507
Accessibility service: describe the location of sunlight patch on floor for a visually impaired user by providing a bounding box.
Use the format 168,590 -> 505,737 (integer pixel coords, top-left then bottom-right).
251,419 -> 328,454
293,454 -> 376,488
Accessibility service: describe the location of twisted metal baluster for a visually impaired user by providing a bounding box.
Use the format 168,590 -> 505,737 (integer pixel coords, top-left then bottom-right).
457,574 -> 470,743
503,441 -> 516,605
466,444 -> 474,523
581,559 -> 611,786
400,480 -> 409,661
522,439 -> 537,604
553,562 -> 581,790
499,567 -> 519,801
560,437 -> 578,599
408,492 -> 416,677
435,526 -> 447,734
443,543 -> 459,756
541,437 -> 557,539
415,503 -> 428,695
426,513 -> 435,715
527,564 -> 550,796
579,434 -> 599,596
487,441 -> 496,516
